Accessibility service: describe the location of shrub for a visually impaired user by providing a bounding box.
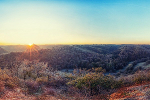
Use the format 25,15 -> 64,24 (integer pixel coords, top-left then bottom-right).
36,76 -> 48,83
67,72 -> 123,95
25,80 -> 39,94
0,80 -> 5,96
5,79 -> 16,89
47,78 -> 66,87
64,74 -> 76,81
118,70 -> 150,86
133,71 -> 148,84
0,69 -> 19,89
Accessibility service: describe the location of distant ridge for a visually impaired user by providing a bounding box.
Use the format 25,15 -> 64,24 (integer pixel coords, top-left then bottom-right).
0,47 -> 8,54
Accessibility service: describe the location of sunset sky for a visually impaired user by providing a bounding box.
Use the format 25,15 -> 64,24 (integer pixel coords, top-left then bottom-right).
0,0 -> 150,45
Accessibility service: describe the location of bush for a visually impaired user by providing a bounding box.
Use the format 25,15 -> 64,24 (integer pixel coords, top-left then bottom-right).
118,70 -> 150,87
133,71 -> 149,84
25,80 -> 39,94
68,72 -> 123,95
36,76 -> 48,84
0,69 -> 19,89
5,79 -> 16,89
0,80 -> 5,96
47,78 -> 66,87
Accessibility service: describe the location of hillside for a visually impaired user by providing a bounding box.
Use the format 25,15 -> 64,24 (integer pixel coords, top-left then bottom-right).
1,45 -> 27,52
110,82 -> 150,100
0,44 -> 150,99
1,44 -> 150,72
0,47 -> 8,54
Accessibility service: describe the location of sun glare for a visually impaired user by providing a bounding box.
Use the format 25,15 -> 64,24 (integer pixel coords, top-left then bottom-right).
28,43 -> 33,46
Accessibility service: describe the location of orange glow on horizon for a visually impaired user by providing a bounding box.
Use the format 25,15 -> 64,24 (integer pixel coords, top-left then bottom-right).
0,42 -> 150,45
28,43 -> 33,46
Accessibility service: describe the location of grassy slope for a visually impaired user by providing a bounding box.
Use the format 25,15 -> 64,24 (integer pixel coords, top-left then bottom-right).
110,82 -> 150,100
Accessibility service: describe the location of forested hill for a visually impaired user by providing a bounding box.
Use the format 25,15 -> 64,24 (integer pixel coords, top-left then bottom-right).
1,45 -> 150,72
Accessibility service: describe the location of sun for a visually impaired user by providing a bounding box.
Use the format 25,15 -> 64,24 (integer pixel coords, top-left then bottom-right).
28,43 -> 33,46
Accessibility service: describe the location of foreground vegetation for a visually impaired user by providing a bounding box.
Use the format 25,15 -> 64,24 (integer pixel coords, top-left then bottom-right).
0,59 -> 150,99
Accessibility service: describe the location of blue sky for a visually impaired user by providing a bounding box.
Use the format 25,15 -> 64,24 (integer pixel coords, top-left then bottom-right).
0,0 -> 150,45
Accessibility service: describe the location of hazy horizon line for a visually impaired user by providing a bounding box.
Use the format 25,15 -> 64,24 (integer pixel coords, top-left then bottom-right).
1,43 -> 150,46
